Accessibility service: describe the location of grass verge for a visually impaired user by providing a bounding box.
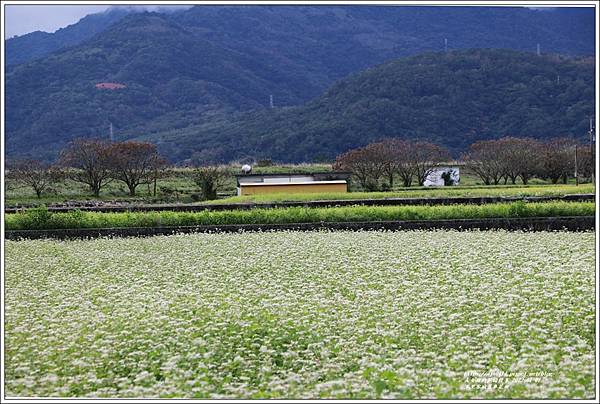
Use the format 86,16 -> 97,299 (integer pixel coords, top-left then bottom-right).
211,184 -> 595,204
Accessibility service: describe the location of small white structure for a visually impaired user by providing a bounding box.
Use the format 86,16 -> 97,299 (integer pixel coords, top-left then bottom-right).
235,172 -> 352,196
423,167 -> 460,187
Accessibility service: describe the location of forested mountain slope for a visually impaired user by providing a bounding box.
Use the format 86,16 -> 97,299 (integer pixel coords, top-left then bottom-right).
4,6 -> 595,162
133,49 -> 595,163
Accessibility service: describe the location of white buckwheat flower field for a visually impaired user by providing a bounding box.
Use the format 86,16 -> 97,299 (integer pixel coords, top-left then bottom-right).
4,230 -> 595,399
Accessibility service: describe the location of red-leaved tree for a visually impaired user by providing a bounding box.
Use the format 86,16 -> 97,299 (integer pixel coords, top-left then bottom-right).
109,141 -> 166,196
59,139 -> 115,197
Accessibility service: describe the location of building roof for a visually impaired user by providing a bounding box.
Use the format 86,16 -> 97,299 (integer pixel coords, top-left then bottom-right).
239,180 -> 347,186
235,171 -> 351,179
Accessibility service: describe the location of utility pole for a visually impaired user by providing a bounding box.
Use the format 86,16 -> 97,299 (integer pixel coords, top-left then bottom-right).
589,117 -> 595,184
109,122 -> 114,142
153,167 -> 158,197
589,118 -> 595,154
574,144 -> 579,186
536,43 -> 540,56
269,94 -> 274,109
444,38 -> 448,53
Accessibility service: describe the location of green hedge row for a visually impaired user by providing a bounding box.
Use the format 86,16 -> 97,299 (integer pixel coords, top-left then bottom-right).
4,202 -> 595,231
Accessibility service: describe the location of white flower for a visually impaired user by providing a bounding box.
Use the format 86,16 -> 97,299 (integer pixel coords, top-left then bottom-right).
4,230 -> 594,399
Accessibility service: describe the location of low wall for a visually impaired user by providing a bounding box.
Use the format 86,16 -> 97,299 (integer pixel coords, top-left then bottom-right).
239,181 -> 348,195
5,216 -> 594,240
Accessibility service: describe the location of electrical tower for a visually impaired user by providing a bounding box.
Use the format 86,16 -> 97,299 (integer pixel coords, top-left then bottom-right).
444,38 -> 448,53
269,94 -> 274,109
536,43 -> 540,56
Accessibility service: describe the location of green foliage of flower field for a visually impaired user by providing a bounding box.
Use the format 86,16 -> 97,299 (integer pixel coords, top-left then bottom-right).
4,230 -> 595,398
4,201 -> 595,231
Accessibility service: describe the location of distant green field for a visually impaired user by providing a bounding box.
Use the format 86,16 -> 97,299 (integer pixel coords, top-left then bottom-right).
4,173 -> 196,206
5,201 -> 594,231
4,164 -> 332,206
213,184 -> 595,204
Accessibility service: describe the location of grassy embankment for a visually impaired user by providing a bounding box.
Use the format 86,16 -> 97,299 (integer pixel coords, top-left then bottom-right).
212,184 -> 596,204
5,201 -> 594,231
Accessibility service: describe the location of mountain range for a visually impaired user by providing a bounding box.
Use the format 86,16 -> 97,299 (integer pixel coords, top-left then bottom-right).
4,5 -> 596,163
5,6 -> 190,65
134,49 -> 596,163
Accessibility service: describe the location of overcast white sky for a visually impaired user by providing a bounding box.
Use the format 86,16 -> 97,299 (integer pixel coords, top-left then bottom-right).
5,5 -> 111,38
4,4 -> 194,38
4,3 -> 558,39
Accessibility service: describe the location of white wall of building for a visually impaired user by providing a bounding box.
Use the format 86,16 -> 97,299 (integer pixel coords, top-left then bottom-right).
423,167 -> 460,187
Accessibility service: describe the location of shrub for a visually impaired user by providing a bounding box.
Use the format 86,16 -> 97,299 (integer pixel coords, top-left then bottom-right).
256,159 -> 274,167
18,206 -> 53,229
193,166 -> 230,201
508,201 -> 528,217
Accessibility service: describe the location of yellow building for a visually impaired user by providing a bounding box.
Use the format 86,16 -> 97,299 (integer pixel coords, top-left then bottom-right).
236,173 -> 350,195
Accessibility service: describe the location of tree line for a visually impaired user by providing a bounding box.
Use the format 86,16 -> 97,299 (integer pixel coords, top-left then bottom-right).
334,139 -> 451,190
6,135 -> 595,200
5,138 -> 230,200
334,137 -> 594,190
464,137 -> 594,185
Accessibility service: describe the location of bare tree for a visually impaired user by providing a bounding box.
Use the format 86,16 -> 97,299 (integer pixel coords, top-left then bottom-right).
539,138 -> 576,184
370,139 -> 414,188
334,148 -> 370,189
6,159 -> 62,198
372,141 -> 397,189
333,144 -> 387,191
396,143 -> 417,187
577,146 -> 595,182
335,140 -> 449,189
109,142 -> 166,196
59,139 -> 115,197
146,164 -> 170,197
193,166 -> 231,200
409,141 -> 451,186
462,140 -> 505,185
497,137 -> 542,185
496,138 -> 520,184
517,138 -> 543,185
